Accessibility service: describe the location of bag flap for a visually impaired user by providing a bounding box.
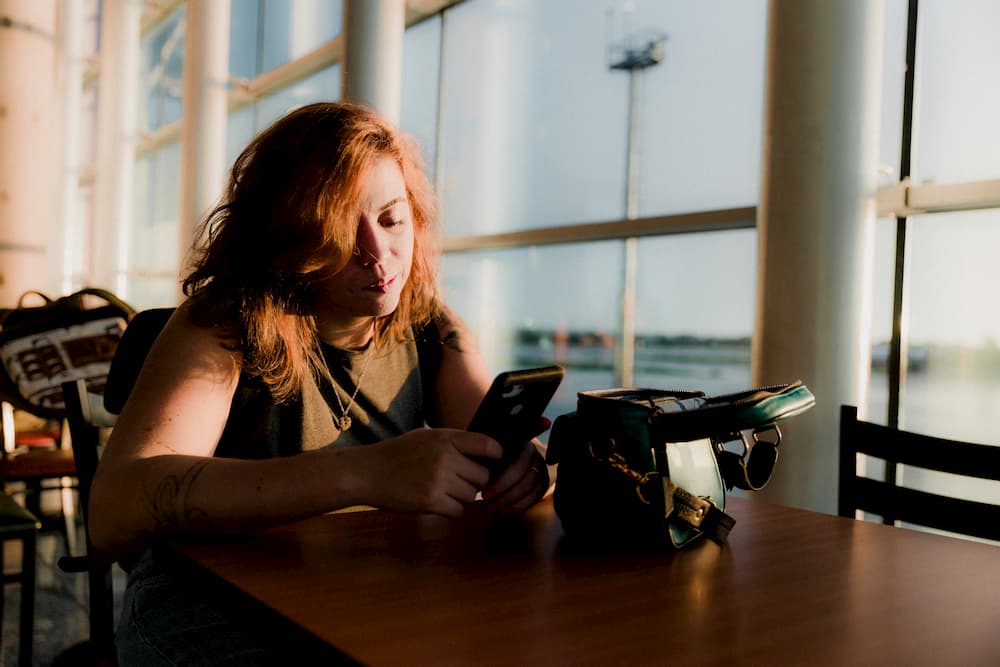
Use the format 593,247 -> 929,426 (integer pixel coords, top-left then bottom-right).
649,381 -> 815,442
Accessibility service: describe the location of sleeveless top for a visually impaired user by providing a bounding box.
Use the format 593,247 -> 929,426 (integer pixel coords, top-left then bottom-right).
213,326 -> 442,459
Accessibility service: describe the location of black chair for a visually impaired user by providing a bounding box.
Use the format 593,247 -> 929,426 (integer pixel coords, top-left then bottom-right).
1,401 -> 80,557
838,405 -> 1000,542
55,308 -> 174,666
0,490 -> 41,667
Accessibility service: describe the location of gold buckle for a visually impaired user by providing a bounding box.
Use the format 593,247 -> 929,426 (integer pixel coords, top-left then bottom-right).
588,437 -> 660,506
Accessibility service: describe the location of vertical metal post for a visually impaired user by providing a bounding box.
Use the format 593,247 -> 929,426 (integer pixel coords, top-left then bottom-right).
611,29 -> 666,387
882,0 -> 919,522
618,67 -> 642,387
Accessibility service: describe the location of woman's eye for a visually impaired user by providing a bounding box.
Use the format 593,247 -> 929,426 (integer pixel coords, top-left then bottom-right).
382,219 -> 404,229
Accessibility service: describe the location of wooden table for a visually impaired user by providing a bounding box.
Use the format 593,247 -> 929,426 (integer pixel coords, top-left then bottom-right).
171,497 -> 1000,665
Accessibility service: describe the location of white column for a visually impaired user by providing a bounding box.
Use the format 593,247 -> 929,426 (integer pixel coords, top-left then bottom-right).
92,0 -> 141,297
179,0 -> 231,289
0,1 -> 59,304
341,0 -> 405,125
55,0 -> 86,294
752,0 -> 884,513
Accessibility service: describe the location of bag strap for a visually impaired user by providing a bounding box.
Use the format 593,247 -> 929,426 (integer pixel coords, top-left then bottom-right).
16,290 -> 54,308
665,479 -> 736,544
648,381 -> 815,492
2,288 -> 136,331
588,435 -> 736,545
60,287 -> 137,318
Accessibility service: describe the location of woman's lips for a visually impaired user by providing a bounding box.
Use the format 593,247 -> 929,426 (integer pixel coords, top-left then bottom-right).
365,273 -> 398,292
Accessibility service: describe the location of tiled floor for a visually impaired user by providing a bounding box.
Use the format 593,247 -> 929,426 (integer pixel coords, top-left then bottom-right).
1,485 -> 125,667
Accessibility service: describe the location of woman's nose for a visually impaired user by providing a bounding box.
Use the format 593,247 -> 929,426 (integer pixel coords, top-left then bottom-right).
354,219 -> 390,265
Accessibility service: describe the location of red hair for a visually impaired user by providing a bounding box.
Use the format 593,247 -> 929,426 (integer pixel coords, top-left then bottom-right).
183,102 -> 442,402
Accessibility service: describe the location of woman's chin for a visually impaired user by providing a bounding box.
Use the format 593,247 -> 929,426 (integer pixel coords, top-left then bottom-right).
362,292 -> 402,317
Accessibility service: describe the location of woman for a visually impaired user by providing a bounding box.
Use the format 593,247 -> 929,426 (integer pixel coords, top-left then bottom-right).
89,102 -> 550,663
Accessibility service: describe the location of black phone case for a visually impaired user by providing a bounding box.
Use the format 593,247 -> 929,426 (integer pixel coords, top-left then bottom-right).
467,365 -> 564,476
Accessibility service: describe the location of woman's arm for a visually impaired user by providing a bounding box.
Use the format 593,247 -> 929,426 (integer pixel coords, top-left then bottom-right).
89,303 -> 502,561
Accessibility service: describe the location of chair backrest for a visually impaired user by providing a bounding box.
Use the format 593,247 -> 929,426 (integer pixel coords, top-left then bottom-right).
57,307 -> 174,663
838,405 -> 1000,541
62,307 -> 175,515
103,307 -> 175,415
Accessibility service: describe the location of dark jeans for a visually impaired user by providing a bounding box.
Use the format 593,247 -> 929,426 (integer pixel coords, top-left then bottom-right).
117,550 -> 348,666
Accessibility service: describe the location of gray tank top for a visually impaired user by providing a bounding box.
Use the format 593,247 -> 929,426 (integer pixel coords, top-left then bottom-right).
214,333 -> 433,459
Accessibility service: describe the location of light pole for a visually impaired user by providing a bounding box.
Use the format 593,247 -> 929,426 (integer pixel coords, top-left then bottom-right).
608,28 -> 666,386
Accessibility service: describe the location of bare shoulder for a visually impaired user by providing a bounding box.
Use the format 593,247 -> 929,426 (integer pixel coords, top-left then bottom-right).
103,299 -> 243,460
148,300 -> 241,376
430,305 -> 478,355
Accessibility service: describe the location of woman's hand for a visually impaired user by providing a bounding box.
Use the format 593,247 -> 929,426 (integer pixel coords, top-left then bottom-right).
351,428 -> 502,518
481,418 -> 553,514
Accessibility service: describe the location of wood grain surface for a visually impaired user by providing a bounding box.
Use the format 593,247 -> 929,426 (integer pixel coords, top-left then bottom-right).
171,497 -> 1000,666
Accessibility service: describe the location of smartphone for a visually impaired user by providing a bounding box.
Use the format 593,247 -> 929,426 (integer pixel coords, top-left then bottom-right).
467,365 -> 565,478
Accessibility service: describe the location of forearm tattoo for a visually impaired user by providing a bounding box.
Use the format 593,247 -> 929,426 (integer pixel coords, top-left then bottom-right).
144,459 -> 213,536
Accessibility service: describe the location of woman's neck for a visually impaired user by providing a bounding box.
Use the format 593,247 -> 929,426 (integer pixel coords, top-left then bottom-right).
317,316 -> 376,350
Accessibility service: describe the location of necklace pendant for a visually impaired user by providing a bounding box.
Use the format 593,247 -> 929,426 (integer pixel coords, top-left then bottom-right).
338,415 -> 353,431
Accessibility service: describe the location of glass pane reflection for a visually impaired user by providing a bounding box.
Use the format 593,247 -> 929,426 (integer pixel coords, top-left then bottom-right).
437,0 -> 628,235
631,0 -> 767,215
913,0 -> 1000,183
634,230 -> 755,395
260,0 -> 342,73
901,210 -> 1000,444
139,7 -> 185,133
441,242 -> 624,425
255,65 -> 340,130
401,15 -> 442,181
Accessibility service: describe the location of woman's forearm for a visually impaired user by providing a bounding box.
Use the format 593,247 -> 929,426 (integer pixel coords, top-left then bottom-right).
88,447 -> 364,560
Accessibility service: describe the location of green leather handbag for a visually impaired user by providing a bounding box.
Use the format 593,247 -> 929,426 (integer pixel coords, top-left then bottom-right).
545,381 -> 815,548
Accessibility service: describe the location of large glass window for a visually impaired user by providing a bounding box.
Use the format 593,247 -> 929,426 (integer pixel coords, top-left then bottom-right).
260,0 -> 342,73
437,0 -> 629,235
900,210 -> 1000,443
254,65 -> 340,130
631,0 -> 768,215
138,6 -> 185,134
634,229 -> 756,395
441,243 -> 624,425
912,0 -> 1000,183
887,212 -> 1000,514
128,144 -> 180,306
401,15 -> 442,181
229,0 -> 263,82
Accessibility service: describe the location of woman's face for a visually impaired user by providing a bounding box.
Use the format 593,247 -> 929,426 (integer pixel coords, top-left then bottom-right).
312,155 -> 415,323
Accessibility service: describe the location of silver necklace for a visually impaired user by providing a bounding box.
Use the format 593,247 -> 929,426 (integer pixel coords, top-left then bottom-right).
331,342 -> 374,431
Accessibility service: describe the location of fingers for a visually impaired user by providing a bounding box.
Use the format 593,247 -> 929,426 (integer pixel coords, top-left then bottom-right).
423,431 -> 497,514
483,441 -> 549,513
452,430 -> 504,462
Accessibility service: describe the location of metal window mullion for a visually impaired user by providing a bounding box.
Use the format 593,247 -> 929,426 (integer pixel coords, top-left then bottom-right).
883,0 -> 920,525
441,207 -> 756,253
